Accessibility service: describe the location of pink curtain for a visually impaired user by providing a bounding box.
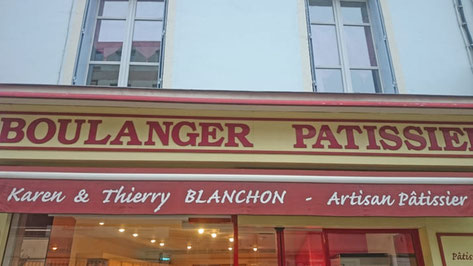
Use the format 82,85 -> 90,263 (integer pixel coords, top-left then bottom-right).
133,41 -> 160,59
94,42 -> 122,59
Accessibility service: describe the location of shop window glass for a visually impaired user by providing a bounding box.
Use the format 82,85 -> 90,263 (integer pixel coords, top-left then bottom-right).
326,231 -> 418,266
3,215 -> 423,266
238,227 -> 278,266
4,214 -> 234,266
280,229 -> 420,266
2,214 -> 53,266
284,229 -> 325,266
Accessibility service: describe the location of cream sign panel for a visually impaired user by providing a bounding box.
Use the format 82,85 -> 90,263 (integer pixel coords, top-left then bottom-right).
438,234 -> 473,266
1,110 -> 473,165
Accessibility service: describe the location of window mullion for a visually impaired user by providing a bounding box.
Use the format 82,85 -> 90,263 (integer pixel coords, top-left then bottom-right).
364,2 -> 383,92
85,1 -> 102,85
275,228 -> 285,266
333,0 -> 354,93
118,0 -> 137,87
97,16 -> 128,20
158,0 -> 170,88
90,60 -> 121,64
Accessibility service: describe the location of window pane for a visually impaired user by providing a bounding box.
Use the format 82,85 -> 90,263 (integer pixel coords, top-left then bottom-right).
285,230 -> 326,266
351,69 -> 381,93
316,69 -> 344,92
131,21 -> 162,62
341,1 -> 370,24
87,64 -> 120,86
98,0 -> 128,17
239,227 -> 277,265
2,214 -> 53,266
327,232 -> 418,266
309,0 -> 334,23
128,65 -> 159,88
4,214 -> 234,266
91,20 -> 126,61
344,26 -> 377,67
311,25 -> 340,66
136,0 -> 165,19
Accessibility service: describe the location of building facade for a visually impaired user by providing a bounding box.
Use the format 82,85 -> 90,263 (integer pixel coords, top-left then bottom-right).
1,0 -> 473,265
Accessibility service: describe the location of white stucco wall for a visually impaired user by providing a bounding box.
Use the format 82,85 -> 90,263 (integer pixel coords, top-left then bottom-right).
1,0 -> 472,96
385,0 -> 473,95
0,0 -> 74,85
164,0 -> 312,92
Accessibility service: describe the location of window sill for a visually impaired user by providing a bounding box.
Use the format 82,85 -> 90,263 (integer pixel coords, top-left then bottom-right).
1,83 -> 473,115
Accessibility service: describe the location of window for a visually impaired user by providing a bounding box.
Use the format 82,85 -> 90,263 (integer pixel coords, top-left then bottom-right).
238,227 -> 278,265
283,229 -> 423,266
4,215 -> 425,266
4,214 -> 235,266
75,0 -> 166,88
307,0 -> 396,93
324,230 -> 422,266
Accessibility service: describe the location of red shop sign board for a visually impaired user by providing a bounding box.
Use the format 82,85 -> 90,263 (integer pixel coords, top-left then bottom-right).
0,178 -> 472,216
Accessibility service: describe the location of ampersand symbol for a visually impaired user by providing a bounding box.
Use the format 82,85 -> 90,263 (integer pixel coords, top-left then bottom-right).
74,189 -> 90,203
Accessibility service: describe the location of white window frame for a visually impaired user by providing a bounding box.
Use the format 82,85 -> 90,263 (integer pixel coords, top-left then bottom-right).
453,0 -> 473,73
74,0 -> 167,88
306,0 -> 397,93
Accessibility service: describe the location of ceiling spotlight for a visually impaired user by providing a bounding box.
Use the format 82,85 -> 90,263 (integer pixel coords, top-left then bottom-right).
211,233 -> 217,238
51,246 -> 58,251
229,237 -> 234,242
132,233 -> 139,237
198,228 -> 204,234
118,228 -> 125,233
253,247 -> 258,252
150,239 -> 156,243
228,247 -> 233,251
159,242 -> 165,247
187,245 -> 192,250
99,222 -> 105,226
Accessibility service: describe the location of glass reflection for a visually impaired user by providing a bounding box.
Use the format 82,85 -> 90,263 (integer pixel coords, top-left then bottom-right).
344,26 -> 377,67
351,69 -> 381,93
98,0 -> 128,17
87,64 -> 120,86
316,69 -> 344,92
239,227 -> 277,266
128,65 -> 159,88
2,214 -> 53,266
131,21 -> 162,62
341,1 -> 370,24
285,230 -> 325,266
327,232 -> 418,266
309,0 -> 334,23
312,25 -> 340,66
136,0 -> 165,19
4,214 -> 234,266
91,20 -> 126,61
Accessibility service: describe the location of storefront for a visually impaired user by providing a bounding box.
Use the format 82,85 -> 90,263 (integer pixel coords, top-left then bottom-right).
1,86 -> 473,266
